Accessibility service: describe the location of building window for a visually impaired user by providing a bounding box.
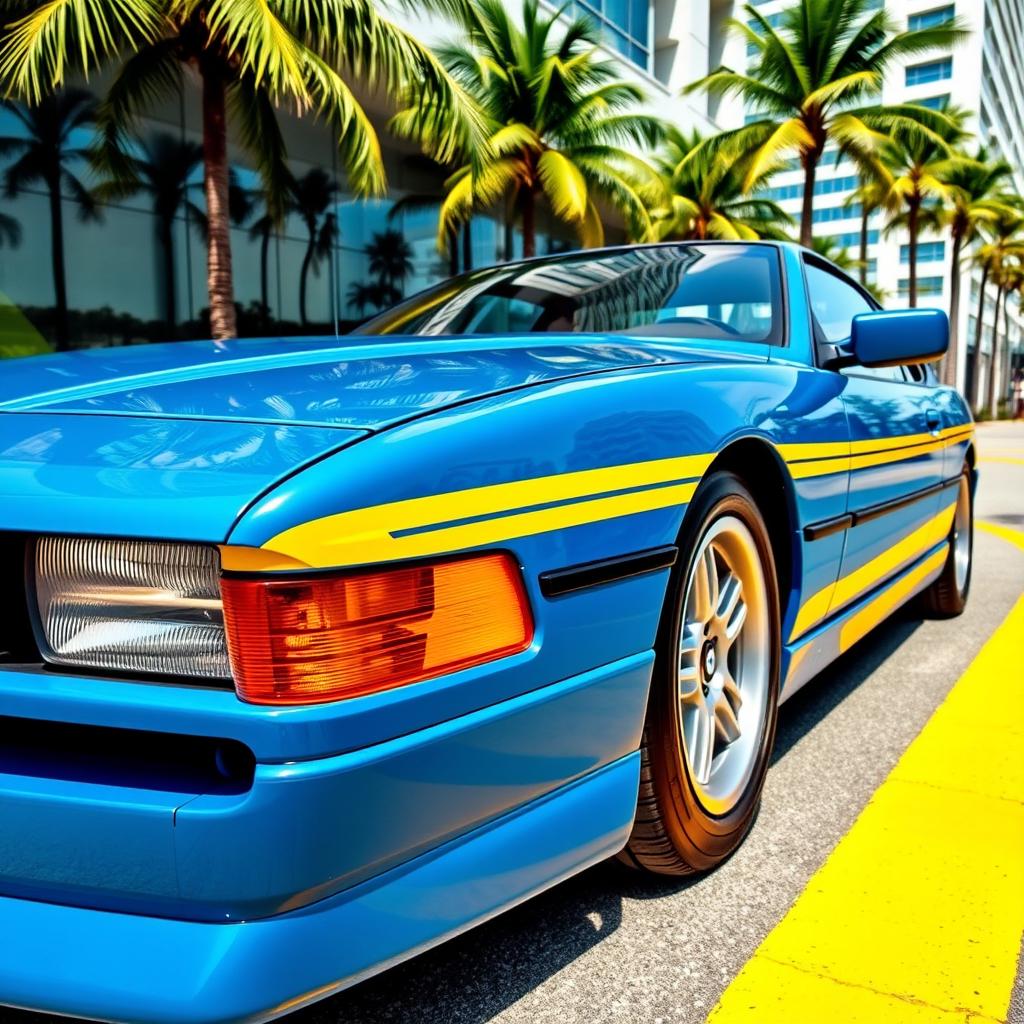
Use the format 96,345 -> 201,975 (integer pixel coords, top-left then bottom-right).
812,204 -> 860,224
916,93 -> 951,110
909,5 -> 955,31
762,175 -> 859,202
906,58 -> 952,86
573,0 -> 650,70
827,230 -> 880,248
898,276 -> 944,296
901,241 -> 946,262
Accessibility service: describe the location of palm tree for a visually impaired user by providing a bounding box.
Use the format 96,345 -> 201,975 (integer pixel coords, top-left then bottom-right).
397,0 -> 663,258
292,168 -> 338,326
347,281 -> 378,318
845,172 -> 893,287
940,148 -> 1016,386
881,108 -> 969,307
970,208 -> 1024,413
651,128 -> 791,241
247,180 -> 297,326
690,0 -> 967,246
0,90 -> 98,350
999,264 -> 1024,415
979,230 -> 1024,418
809,235 -> 861,274
0,0 -> 482,341
366,229 -> 414,297
95,132 -> 205,328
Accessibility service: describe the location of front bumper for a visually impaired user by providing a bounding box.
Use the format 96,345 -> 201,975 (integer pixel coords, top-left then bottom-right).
0,752 -> 640,1024
0,652 -> 652,1022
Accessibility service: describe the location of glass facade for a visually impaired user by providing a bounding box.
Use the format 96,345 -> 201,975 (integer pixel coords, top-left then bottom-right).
572,0 -> 651,70
906,58 -> 953,86
812,203 -> 860,224
901,241 -> 946,262
827,230 -> 880,248
762,175 -> 859,201
909,5 -> 955,31
0,85 -> 579,355
898,276 -> 945,296
916,93 -> 951,110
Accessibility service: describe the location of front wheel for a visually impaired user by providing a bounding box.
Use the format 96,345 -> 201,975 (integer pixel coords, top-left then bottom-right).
623,472 -> 781,876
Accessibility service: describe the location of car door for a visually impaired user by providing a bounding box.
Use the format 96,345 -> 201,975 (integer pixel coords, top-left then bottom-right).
802,257 -> 947,621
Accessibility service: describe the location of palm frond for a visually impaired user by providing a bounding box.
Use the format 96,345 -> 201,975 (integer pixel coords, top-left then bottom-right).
0,0 -> 161,102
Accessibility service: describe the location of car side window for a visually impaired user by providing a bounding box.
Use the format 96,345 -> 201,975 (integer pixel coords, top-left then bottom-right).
804,261 -> 873,343
804,259 -> 907,382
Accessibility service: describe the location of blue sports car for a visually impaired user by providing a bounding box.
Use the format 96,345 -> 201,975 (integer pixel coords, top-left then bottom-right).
0,242 -> 973,1023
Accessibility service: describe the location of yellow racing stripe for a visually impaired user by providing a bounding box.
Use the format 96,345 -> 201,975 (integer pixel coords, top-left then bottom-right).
253,425 -> 973,570
790,502 -> 956,640
782,424 -> 972,479
838,545 -> 947,651
262,466 -> 707,567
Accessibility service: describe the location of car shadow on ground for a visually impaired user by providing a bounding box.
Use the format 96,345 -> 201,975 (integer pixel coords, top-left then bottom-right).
286,609 -> 927,1024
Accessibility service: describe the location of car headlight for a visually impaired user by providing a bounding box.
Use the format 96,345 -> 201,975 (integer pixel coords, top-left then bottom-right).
31,538 -> 534,703
33,536 -> 230,680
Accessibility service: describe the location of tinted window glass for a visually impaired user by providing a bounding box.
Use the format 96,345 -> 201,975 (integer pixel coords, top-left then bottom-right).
804,261 -> 873,343
358,245 -> 783,344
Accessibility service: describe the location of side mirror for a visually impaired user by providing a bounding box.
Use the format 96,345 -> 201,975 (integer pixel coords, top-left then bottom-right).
850,308 -> 949,367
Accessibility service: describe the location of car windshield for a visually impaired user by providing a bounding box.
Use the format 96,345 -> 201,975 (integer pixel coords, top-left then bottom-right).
356,244 -> 783,344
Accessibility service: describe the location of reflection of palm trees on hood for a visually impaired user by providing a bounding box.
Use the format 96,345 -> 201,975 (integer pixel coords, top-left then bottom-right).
293,168 -> 338,326
1,89 -> 99,350
95,132 -> 204,329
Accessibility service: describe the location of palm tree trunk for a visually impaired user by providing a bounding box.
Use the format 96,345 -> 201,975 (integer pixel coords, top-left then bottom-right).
201,63 -> 237,340
969,264 -> 989,411
986,284 -> 1005,418
159,215 -> 177,331
521,187 -> 536,259
462,220 -> 473,272
258,226 -> 270,321
944,229 -> 963,387
799,153 -> 817,248
448,227 -> 458,276
47,171 -> 69,351
859,207 -> 869,286
907,199 -> 920,308
299,234 -> 314,325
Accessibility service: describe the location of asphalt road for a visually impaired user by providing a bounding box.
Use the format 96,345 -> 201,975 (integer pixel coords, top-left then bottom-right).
3,422 -> 1022,1024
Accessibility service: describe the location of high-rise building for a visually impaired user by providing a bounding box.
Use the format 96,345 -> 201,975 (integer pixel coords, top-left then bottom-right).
716,0 -> 1024,404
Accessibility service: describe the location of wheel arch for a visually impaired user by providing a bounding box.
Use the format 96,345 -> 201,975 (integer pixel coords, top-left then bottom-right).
702,437 -> 799,628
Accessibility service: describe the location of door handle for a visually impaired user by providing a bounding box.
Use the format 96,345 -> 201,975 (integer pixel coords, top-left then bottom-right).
926,410 -> 942,435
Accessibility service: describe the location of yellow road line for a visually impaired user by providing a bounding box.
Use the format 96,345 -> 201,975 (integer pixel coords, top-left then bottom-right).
979,455 -> 1024,466
709,592 -> 1024,1024
978,520 -> 1024,554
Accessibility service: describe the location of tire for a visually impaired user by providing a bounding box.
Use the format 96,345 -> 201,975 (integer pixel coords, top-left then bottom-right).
623,471 -> 781,876
919,465 -> 973,618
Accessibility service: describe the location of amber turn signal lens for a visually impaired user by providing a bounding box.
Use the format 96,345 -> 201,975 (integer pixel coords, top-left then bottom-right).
221,553 -> 533,705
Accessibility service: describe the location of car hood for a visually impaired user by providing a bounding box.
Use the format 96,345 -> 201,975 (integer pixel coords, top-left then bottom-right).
0,412 -> 365,540
0,334 -> 718,431
0,334 -> 761,540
